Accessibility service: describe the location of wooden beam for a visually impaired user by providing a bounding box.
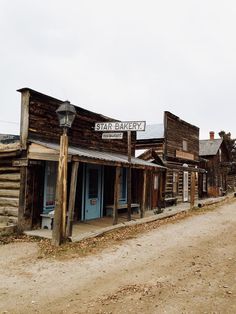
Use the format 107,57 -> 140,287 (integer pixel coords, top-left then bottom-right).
141,170 -> 147,218
62,133 -> 68,238
12,159 -> 28,167
127,131 -> 132,221
66,161 -> 79,237
0,173 -> 20,181
113,166 -> 120,225
52,134 -> 65,246
0,181 -> 20,189
190,172 -> 195,209
20,90 -> 30,150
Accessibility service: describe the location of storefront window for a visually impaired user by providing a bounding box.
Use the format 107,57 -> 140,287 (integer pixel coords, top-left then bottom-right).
43,161 -> 57,213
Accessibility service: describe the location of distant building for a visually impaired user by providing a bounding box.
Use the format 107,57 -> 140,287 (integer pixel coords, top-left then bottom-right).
199,131 -> 235,197
136,111 -> 200,207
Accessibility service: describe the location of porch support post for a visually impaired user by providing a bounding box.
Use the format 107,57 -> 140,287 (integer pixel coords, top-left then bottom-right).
52,131 -> 67,246
62,133 -> 68,238
113,166 -> 120,225
127,131 -> 132,221
66,161 -> 79,238
190,172 -> 195,209
141,169 -> 147,218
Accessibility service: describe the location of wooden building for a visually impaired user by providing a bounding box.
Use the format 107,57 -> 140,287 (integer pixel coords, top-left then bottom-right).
0,88 -> 165,231
199,131 -> 234,197
136,111 -> 200,206
0,136 -> 21,224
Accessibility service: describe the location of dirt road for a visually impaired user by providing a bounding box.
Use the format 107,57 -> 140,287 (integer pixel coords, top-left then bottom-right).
0,201 -> 236,314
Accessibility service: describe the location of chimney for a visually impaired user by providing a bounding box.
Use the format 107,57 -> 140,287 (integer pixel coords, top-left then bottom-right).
209,131 -> 215,140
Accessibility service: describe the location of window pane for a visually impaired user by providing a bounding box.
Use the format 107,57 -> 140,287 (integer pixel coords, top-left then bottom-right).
89,169 -> 98,198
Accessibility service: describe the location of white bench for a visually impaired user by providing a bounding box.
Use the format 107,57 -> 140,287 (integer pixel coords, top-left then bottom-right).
40,211 -> 54,230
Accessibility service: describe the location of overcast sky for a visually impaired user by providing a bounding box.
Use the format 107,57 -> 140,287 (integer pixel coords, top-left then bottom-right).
0,0 -> 236,139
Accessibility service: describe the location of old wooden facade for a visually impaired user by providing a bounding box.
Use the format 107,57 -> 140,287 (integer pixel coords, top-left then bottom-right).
199,131 -> 235,197
136,111 -> 200,206
0,88 -> 165,231
0,136 -> 21,224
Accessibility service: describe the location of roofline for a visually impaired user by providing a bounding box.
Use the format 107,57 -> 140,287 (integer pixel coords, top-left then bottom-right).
17,87 -> 116,122
165,111 -> 199,131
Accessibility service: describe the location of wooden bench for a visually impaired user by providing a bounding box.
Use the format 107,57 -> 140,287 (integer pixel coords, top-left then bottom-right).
164,196 -> 177,207
105,203 -> 140,216
158,193 -> 177,208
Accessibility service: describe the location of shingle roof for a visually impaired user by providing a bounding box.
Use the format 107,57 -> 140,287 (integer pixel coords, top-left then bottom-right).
137,124 -> 164,140
199,139 -> 223,156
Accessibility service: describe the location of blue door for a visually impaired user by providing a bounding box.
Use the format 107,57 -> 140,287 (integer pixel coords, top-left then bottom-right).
84,164 -> 102,220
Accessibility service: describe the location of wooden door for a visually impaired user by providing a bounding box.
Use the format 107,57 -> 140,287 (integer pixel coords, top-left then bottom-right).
85,164 -> 102,220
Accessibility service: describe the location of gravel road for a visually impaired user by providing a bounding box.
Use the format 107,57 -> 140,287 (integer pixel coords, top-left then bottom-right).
0,200 -> 235,314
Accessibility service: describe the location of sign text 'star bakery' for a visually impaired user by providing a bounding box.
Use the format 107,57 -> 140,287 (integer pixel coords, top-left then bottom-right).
95,121 -> 146,132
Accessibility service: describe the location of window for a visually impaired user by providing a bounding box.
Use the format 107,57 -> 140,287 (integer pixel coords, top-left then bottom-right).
44,161 -> 57,213
154,175 -> 159,190
183,140 -> 188,151
88,169 -> 99,198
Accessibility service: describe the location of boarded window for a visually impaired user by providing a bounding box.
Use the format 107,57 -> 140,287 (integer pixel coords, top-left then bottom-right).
183,140 -> 188,151
154,174 -> 159,190
173,172 -> 178,195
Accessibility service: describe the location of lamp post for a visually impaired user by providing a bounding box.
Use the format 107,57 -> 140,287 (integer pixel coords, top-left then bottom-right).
52,101 -> 76,246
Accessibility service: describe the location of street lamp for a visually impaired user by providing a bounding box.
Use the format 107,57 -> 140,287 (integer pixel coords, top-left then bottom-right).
56,101 -> 76,129
52,101 -> 76,246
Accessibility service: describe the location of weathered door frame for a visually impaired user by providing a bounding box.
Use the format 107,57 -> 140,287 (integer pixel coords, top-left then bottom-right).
82,163 -> 104,221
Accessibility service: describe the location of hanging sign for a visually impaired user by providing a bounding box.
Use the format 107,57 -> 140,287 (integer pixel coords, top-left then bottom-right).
102,132 -> 123,139
95,121 -> 146,132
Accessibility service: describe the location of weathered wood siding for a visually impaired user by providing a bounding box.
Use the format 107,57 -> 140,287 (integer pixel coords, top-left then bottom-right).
0,158 -> 20,222
135,141 -> 164,159
164,112 -> 199,202
203,144 -> 231,197
19,89 -> 135,155
165,111 -> 199,161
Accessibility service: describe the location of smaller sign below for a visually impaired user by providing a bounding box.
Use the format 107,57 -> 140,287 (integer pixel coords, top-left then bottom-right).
102,132 -> 123,140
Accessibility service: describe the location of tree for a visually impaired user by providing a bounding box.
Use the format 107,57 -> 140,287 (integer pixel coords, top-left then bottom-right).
218,130 -> 236,161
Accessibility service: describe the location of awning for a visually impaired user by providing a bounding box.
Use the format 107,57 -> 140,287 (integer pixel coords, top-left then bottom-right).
28,140 -> 166,170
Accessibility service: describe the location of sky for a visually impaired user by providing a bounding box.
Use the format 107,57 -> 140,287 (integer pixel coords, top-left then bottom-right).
0,0 -> 236,139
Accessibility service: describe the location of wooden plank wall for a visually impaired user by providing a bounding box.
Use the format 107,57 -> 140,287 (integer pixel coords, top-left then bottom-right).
165,167 -> 198,202
25,90 -> 135,155
135,141 -> 164,159
165,112 -> 199,160
0,158 -> 20,223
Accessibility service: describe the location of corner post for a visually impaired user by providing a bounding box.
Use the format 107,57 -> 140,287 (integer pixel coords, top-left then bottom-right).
52,130 -> 67,246
127,131 -> 132,221
141,170 -> 147,218
113,166 -> 121,225
66,161 -> 79,238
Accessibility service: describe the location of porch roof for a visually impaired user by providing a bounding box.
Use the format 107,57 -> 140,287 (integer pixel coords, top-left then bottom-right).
28,140 -> 166,170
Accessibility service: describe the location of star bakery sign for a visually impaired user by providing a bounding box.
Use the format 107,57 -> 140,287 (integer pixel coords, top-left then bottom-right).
94,121 -> 146,132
